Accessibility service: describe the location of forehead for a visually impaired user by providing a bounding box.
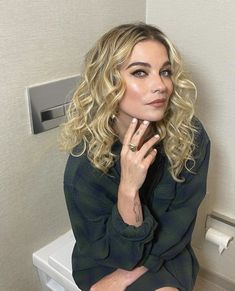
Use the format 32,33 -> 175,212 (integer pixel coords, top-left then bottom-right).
127,40 -> 169,64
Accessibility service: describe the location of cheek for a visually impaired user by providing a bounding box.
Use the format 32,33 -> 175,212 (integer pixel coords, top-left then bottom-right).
123,82 -> 145,101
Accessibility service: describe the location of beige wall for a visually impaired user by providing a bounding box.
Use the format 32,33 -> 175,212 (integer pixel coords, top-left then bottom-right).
2,0 -> 234,289
147,0 -> 235,283
0,1 -> 145,290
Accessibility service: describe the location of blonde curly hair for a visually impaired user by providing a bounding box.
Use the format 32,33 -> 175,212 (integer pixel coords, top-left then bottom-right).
60,23 -> 198,182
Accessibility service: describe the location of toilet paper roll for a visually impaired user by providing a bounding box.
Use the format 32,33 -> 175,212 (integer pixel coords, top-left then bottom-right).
205,228 -> 233,254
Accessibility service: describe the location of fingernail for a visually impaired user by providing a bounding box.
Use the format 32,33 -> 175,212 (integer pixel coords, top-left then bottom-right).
143,120 -> 149,125
132,118 -> 137,123
154,134 -> 160,139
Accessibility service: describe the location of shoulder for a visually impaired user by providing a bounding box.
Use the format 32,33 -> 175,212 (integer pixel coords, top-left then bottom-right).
186,116 -> 210,174
192,116 -> 210,146
64,144 -> 100,186
192,116 -> 210,158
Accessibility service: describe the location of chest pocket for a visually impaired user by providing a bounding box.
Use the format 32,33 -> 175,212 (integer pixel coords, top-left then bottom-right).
151,178 -> 176,218
141,152 -> 176,218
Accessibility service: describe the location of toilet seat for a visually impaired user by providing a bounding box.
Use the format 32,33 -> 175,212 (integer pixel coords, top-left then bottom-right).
33,230 -> 80,291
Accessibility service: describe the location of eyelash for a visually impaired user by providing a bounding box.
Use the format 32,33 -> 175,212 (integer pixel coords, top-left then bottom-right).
131,70 -> 147,78
131,69 -> 172,78
160,69 -> 172,77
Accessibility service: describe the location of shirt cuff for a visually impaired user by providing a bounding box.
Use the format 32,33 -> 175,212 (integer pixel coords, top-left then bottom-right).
111,204 -> 157,242
143,254 -> 164,271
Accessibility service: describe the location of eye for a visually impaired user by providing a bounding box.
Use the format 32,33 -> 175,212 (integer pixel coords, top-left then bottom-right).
131,70 -> 148,78
160,69 -> 172,77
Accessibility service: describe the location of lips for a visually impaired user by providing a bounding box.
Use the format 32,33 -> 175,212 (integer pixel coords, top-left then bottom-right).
147,98 -> 167,105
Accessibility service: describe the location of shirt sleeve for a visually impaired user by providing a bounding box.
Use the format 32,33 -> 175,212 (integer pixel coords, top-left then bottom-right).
143,122 -> 211,271
64,156 -> 157,270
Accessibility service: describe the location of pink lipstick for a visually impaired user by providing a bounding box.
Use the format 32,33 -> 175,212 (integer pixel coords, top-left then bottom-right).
147,98 -> 166,107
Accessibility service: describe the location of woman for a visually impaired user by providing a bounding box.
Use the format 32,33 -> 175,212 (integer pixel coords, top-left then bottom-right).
60,23 -> 210,291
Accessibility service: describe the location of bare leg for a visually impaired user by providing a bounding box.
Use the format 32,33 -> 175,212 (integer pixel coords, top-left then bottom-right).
155,288 -> 179,291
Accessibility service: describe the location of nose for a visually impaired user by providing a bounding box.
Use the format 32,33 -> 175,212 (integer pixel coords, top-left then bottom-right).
151,75 -> 167,93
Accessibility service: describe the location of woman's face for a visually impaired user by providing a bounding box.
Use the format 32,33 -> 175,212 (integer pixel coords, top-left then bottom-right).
118,40 -> 173,125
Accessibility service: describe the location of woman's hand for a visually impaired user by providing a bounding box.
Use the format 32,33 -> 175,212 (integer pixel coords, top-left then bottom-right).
117,118 -> 159,226
89,269 -> 128,291
90,267 -> 148,291
120,118 -> 159,193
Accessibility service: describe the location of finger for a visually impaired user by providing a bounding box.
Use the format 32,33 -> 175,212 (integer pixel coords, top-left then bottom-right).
130,120 -> 150,147
143,148 -> 157,167
138,134 -> 160,158
122,118 -> 138,146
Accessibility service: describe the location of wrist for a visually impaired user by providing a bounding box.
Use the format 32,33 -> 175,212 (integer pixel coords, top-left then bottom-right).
113,269 -> 135,288
117,186 -> 143,226
124,267 -> 148,286
118,183 -> 138,199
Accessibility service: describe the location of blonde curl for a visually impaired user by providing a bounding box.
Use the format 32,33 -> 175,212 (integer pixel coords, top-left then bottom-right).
59,23 -> 198,182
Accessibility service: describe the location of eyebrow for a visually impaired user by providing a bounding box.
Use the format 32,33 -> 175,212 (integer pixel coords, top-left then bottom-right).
126,60 -> 171,69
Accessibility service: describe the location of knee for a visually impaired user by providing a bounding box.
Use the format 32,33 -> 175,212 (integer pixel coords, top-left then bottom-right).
154,288 -> 179,291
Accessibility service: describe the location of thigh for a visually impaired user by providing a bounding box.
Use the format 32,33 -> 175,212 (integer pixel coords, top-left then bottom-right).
126,267 -> 182,291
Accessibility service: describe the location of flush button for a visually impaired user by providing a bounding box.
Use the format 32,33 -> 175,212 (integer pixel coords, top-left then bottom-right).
27,75 -> 80,134
41,105 -> 65,122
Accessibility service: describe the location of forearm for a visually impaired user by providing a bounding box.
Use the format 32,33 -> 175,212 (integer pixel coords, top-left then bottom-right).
117,184 -> 143,227
123,266 -> 148,286
91,266 -> 148,290
116,119 -> 158,228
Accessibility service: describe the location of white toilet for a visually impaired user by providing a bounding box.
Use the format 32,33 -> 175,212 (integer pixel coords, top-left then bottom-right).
32,230 -> 81,291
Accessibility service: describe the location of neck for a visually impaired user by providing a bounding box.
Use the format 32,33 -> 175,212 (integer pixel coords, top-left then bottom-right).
113,115 -> 154,144
113,115 -> 129,143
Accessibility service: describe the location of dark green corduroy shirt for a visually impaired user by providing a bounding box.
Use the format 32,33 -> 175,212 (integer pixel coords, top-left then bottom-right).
64,118 -> 210,291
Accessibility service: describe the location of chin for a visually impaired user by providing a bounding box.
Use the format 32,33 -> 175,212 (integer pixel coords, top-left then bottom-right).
128,108 -> 167,123
143,112 -> 166,122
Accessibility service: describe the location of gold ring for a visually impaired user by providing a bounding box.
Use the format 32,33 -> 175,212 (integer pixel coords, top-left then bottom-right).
128,143 -> 137,152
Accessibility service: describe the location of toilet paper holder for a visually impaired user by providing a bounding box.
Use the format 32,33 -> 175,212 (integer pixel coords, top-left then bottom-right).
205,211 -> 234,254
205,211 -> 235,229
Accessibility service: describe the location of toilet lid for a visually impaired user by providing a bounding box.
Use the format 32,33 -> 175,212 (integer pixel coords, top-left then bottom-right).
48,230 -> 75,280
